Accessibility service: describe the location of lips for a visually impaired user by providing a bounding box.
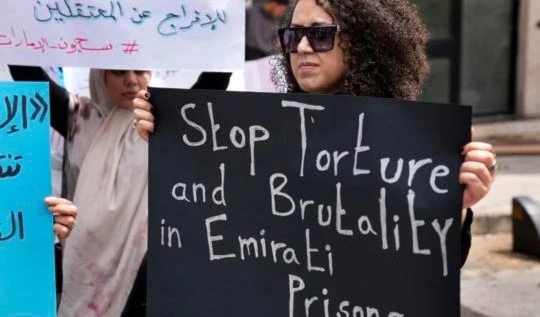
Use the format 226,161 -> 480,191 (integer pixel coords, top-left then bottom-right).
122,92 -> 138,98
297,61 -> 319,76
298,61 -> 319,68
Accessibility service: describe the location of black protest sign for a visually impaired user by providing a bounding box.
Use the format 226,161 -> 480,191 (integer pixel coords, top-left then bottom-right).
148,89 -> 471,317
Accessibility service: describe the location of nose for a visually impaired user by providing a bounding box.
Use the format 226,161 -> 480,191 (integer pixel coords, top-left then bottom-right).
124,71 -> 138,86
296,36 -> 313,54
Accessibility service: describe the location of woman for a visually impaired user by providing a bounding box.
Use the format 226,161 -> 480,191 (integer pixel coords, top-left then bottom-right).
135,0 -> 496,265
273,0 -> 495,223
10,66 -> 230,317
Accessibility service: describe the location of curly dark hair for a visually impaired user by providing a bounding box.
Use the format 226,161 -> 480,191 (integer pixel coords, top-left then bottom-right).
271,0 -> 430,100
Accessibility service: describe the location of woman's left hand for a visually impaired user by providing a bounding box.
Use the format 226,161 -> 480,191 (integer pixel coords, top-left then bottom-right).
460,142 -> 497,209
45,197 -> 78,239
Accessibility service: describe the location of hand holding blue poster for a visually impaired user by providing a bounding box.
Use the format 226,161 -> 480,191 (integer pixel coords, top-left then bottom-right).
148,89 -> 471,317
0,82 -> 55,317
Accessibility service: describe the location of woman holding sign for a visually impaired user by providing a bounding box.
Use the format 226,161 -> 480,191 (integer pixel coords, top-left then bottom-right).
10,65 -> 230,317
272,0 -> 496,263
135,0 -> 497,267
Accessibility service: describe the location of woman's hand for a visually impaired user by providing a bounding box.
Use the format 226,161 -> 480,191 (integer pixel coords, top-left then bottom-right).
460,141 -> 496,210
45,197 -> 78,240
133,90 -> 154,142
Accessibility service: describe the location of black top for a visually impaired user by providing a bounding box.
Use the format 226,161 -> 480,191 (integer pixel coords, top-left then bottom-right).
461,208 -> 474,266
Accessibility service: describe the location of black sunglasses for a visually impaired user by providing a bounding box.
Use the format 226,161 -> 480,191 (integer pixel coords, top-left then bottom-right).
278,25 -> 340,54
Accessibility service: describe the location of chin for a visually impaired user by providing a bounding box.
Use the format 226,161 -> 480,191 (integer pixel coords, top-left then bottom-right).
114,97 -> 134,109
117,102 -> 133,109
299,80 -> 340,95
300,85 -> 326,94
298,81 -> 319,93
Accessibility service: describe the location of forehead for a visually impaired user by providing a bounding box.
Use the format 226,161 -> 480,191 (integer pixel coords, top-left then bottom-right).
291,0 -> 333,25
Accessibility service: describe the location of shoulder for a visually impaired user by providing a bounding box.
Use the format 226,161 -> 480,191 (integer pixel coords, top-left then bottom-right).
66,95 -> 106,141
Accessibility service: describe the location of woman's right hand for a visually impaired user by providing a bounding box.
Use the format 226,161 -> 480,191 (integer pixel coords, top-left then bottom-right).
133,90 -> 154,142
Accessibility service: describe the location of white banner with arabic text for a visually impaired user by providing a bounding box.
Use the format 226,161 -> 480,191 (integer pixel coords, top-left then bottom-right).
0,0 -> 244,71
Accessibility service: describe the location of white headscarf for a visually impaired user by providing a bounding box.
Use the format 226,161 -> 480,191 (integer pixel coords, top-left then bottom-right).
58,69 -> 149,317
89,69 -> 115,114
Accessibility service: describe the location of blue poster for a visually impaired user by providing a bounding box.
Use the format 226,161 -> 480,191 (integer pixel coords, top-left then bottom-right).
0,82 -> 56,317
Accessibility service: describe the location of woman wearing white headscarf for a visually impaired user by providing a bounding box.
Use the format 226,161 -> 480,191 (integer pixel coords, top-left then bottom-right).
58,68 -> 151,317
9,66 -> 231,316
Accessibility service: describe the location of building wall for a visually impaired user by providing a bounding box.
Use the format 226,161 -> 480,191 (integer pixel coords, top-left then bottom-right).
516,0 -> 540,118
460,0 -> 515,116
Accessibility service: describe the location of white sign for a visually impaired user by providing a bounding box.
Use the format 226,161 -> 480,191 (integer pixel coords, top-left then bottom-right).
0,0 -> 245,71
0,65 -> 12,81
242,55 -> 278,92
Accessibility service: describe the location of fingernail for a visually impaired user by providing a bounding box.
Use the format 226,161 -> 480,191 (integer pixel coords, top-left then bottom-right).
144,92 -> 151,100
44,197 -> 53,203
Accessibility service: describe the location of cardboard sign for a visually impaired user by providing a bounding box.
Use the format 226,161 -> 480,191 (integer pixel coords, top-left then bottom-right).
0,82 -> 55,317
148,89 -> 471,317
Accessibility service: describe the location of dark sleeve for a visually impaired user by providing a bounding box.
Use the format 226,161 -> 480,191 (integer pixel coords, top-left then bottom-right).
461,208 -> 474,267
54,242 -> 63,308
121,256 -> 147,317
190,72 -> 232,90
8,65 -> 70,137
